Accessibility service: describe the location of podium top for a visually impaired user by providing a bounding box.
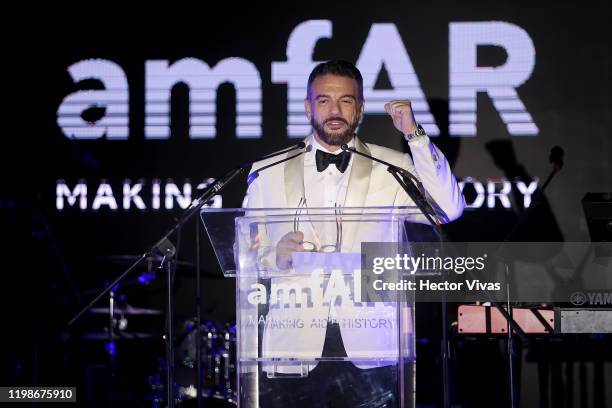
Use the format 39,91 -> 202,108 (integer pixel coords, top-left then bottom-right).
202,205 -> 421,215
200,206 -> 426,276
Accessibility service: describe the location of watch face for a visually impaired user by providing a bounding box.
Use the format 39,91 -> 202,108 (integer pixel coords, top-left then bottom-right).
415,124 -> 426,136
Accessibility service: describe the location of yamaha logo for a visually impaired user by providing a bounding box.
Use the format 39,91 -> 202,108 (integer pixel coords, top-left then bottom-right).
569,292 -> 587,306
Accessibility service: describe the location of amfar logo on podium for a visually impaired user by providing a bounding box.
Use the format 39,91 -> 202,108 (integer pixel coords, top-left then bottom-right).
57,20 -> 539,140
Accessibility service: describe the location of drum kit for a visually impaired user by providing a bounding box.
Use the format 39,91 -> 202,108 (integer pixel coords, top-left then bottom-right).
148,320 -> 237,407
81,254 -> 237,407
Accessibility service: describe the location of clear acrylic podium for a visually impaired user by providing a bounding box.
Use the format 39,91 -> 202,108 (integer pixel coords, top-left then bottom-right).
201,206 -> 423,408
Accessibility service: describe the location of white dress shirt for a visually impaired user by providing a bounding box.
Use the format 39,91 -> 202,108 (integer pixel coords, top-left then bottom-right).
304,136 -> 355,208
302,137 -> 355,248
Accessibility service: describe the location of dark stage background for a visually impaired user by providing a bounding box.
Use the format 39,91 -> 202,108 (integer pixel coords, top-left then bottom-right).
11,1 -> 612,407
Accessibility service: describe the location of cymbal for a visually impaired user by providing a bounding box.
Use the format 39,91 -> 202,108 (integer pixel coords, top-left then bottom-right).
89,304 -> 161,315
81,331 -> 156,340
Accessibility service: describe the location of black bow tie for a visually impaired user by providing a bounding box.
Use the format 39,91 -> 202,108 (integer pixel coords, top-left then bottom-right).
315,149 -> 351,173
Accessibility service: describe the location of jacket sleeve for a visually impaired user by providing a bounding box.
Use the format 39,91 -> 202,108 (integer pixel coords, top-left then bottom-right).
397,136 -> 465,223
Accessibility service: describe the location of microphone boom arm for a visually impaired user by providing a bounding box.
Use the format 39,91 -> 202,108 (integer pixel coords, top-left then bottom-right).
341,144 -> 441,226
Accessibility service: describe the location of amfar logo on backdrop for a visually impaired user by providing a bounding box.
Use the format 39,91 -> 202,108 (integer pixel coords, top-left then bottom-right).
57,20 -> 539,141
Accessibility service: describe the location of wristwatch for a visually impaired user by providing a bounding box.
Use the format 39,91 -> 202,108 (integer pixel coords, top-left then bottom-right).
404,124 -> 427,142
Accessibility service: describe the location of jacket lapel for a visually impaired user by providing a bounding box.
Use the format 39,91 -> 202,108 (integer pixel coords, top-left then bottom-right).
283,135 -> 310,207
344,136 -> 372,208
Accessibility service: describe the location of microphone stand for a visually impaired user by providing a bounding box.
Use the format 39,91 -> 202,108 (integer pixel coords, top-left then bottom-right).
341,144 -> 453,407
341,144 -> 441,227
503,146 -> 564,244
68,142 -> 306,408
494,146 -> 564,408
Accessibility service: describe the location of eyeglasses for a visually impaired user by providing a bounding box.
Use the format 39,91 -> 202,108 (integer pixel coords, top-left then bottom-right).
293,198 -> 342,253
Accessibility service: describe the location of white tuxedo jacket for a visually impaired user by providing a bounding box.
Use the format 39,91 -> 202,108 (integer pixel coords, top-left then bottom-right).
244,135 -> 464,372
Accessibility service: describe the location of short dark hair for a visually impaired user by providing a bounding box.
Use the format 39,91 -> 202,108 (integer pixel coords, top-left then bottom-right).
306,60 -> 364,101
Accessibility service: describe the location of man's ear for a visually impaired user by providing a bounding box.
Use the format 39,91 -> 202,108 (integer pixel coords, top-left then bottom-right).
304,98 -> 312,121
358,99 -> 365,122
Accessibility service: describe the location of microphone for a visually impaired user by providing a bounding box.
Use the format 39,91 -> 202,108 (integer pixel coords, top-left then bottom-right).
549,145 -> 564,170
340,143 -> 440,225
247,144 -> 312,185
243,141 -> 306,168
258,141 -> 306,162
536,145 -> 564,194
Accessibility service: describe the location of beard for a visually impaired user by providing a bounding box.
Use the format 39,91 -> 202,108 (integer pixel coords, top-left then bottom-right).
311,115 -> 360,146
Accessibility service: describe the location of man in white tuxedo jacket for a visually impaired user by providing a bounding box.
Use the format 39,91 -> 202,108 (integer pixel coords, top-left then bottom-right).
245,60 -> 464,407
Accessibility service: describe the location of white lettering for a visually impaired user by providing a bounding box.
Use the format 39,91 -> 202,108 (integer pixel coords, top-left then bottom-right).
487,178 -> 512,209
92,182 -> 118,210
57,59 -> 129,140
516,179 -> 538,208
56,180 -> 87,210
357,24 -> 439,135
145,58 -> 262,139
459,177 -> 486,208
122,180 -> 146,210
165,182 -> 192,210
449,22 -> 538,136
